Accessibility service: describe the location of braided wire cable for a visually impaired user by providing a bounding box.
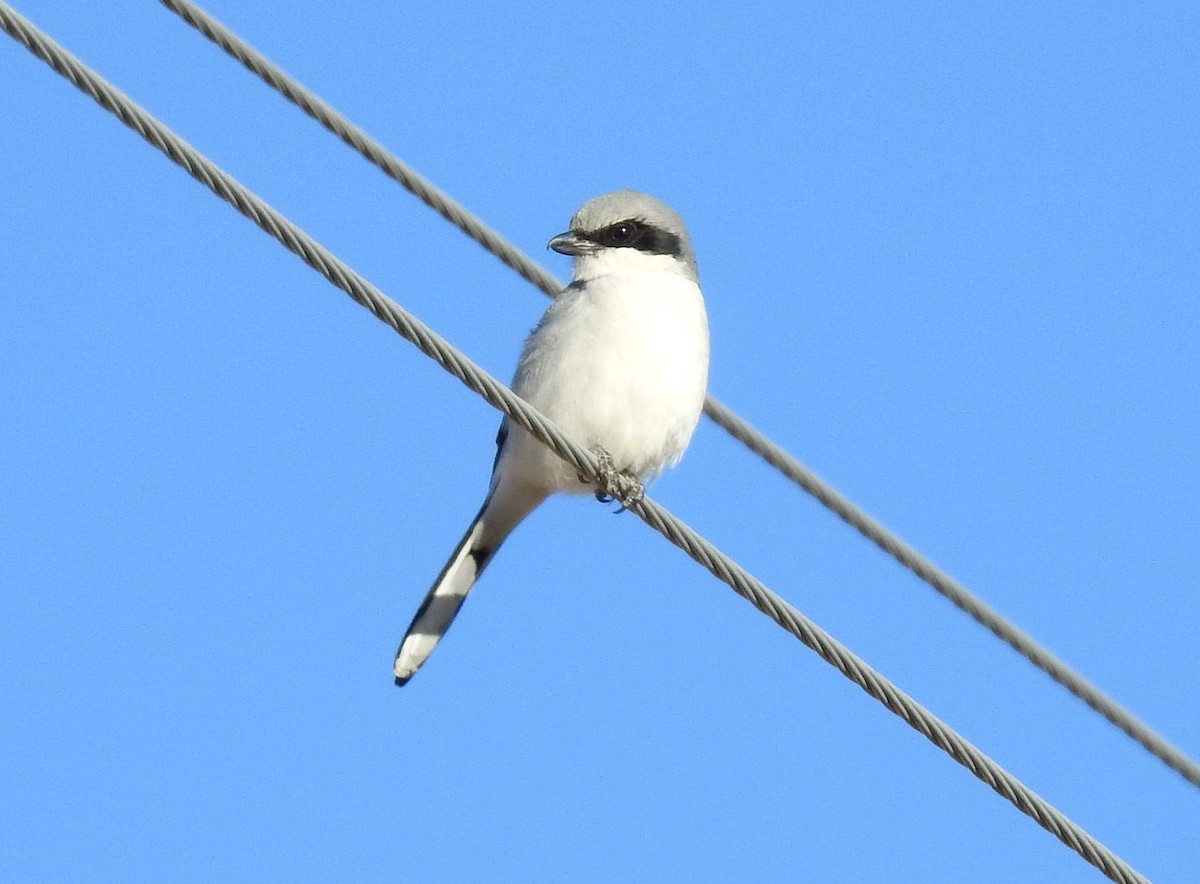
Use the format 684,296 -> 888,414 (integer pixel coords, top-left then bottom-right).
153,0 -> 1200,791
701,398 -> 1200,789
0,7 -> 1151,881
158,0 -> 563,301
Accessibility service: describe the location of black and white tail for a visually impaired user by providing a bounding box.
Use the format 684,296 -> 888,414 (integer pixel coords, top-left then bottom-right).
393,504 -> 496,685
393,483 -> 543,686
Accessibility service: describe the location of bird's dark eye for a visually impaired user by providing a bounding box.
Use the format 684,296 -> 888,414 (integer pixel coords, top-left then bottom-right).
602,220 -> 642,246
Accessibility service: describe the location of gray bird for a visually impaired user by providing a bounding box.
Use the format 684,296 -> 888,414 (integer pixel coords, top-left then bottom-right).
394,190 -> 710,685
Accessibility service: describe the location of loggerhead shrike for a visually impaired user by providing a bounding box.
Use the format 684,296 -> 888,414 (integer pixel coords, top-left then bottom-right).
393,190 -> 710,685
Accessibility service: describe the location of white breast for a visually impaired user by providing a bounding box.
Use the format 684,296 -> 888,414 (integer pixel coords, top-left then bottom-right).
501,260 -> 709,495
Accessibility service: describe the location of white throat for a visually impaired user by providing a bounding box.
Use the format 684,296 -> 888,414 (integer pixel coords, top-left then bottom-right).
571,247 -> 696,285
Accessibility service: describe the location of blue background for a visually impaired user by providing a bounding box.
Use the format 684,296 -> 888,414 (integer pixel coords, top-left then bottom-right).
2,2 -> 1197,881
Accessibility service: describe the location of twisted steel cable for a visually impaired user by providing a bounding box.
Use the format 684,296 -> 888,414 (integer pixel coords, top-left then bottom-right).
0,6 -> 1152,881
153,0 -> 1200,792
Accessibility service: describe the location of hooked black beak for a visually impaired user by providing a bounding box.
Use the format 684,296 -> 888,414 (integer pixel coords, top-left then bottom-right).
548,232 -> 592,256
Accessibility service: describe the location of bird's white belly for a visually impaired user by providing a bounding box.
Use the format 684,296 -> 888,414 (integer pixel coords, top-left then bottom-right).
504,270 -> 709,494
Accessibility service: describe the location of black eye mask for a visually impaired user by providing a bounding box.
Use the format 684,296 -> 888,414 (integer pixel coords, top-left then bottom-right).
587,219 -> 682,257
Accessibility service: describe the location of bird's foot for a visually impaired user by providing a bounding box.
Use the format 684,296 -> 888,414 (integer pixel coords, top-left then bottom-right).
587,445 -> 644,510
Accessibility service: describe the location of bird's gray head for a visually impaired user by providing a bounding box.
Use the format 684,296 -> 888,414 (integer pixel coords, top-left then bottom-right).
548,190 -> 698,283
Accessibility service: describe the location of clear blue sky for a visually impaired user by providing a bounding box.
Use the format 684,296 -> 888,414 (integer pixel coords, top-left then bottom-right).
2,2 -> 1197,881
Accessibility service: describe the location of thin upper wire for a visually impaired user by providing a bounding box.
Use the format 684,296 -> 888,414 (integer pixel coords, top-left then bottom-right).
0,6 -> 1150,882
152,0 -> 1200,790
